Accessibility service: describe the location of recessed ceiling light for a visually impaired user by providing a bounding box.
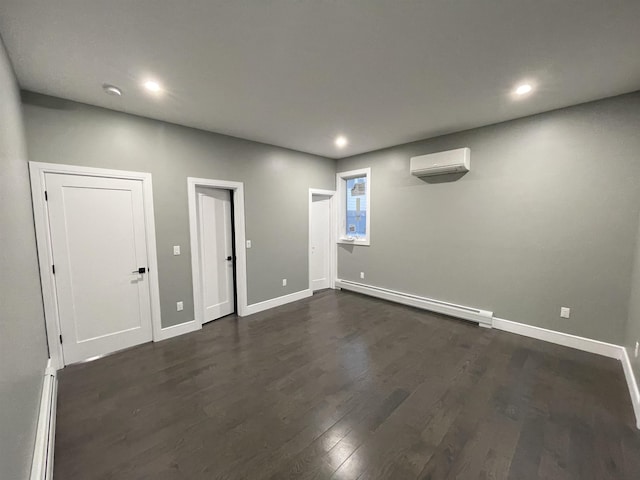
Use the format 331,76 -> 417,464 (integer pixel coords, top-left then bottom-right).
335,136 -> 348,148
102,84 -> 122,96
143,80 -> 162,93
515,83 -> 533,95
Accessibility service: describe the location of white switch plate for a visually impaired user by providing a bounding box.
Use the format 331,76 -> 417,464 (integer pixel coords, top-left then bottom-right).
282,278 -> 287,287
246,240 -> 252,249
635,341 -> 639,358
173,245 -> 180,255
560,307 -> 570,319
177,301 -> 183,312
360,272 -> 365,279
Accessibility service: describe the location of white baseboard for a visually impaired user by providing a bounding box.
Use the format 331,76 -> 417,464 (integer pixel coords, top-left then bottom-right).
30,359 -> 57,480
244,289 -> 313,316
155,290 -> 313,340
492,317 -> 623,359
335,279 -> 493,326
156,320 -> 201,341
621,349 -> 640,429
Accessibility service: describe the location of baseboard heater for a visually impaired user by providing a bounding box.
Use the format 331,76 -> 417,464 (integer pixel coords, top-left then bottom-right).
30,361 -> 58,480
335,279 -> 493,327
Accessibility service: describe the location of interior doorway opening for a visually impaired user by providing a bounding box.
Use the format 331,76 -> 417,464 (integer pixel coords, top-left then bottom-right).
188,177 -> 249,327
195,186 -> 237,322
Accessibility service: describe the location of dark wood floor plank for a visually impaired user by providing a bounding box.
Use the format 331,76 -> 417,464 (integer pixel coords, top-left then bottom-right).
54,290 -> 640,479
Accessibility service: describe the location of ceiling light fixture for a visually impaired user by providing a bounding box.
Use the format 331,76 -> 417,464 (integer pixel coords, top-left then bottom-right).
143,80 -> 162,93
102,84 -> 122,96
514,83 -> 533,95
335,136 -> 348,148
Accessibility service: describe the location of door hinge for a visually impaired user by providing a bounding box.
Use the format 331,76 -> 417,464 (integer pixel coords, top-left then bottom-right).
45,191 -> 48,201
59,335 -> 63,344
52,265 -> 56,274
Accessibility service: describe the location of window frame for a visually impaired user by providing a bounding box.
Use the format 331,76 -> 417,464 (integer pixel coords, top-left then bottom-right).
336,167 -> 371,246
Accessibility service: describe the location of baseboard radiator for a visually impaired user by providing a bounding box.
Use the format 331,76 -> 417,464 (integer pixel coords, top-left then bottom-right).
335,279 -> 493,327
30,361 -> 57,480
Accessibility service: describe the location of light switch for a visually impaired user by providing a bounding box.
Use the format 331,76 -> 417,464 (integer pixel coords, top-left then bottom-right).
246,240 -> 252,249
173,245 -> 180,256
560,307 -> 570,319
177,301 -> 184,311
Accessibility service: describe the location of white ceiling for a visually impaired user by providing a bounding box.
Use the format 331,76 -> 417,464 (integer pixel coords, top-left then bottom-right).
1,1 -> 639,159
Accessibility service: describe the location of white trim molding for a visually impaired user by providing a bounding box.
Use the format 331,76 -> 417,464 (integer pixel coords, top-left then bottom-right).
29,162 -> 163,369
336,279 -> 493,326
620,349 -> 640,429
491,317 -> 622,359
156,320 -> 201,341
30,359 -> 57,480
187,177 -> 249,325
308,188 -> 337,291
244,289 -> 312,316
336,167 -> 371,246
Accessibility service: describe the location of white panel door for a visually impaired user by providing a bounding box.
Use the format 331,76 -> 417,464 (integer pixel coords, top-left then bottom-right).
45,173 -> 153,364
197,187 -> 234,322
311,196 -> 331,291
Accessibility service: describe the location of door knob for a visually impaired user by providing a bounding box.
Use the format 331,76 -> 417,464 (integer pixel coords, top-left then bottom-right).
226,256 -> 233,261
132,267 -> 147,274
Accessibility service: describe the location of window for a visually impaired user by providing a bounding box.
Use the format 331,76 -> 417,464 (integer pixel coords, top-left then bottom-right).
346,177 -> 367,237
337,167 -> 371,245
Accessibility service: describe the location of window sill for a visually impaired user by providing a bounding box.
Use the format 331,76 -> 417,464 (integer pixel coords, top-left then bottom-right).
338,237 -> 370,246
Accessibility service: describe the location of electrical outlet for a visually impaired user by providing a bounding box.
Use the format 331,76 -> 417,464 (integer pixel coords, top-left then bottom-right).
360,272 -> 365,279
173,245 -> 180,255
282,278 -> 287,287
176,301 -> 183,312
560,307 -> 570,319
635,341 -> 639,358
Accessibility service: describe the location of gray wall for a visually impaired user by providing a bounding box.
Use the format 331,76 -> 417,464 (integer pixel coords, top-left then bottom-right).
0,38 -> 49,479
22,92 -> 336,328
625,212 -> 640,385
337,92 -> 640,345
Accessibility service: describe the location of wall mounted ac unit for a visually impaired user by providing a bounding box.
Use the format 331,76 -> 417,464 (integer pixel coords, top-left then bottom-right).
410,147 -> 470,177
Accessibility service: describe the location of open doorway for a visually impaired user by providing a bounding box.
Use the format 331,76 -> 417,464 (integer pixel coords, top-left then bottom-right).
188,177 -> 248,326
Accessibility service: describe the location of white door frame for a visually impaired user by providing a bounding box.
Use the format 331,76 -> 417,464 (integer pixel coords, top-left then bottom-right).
29,162 -> 163,370
308,188 -> 337,291
188,177 -> 249,326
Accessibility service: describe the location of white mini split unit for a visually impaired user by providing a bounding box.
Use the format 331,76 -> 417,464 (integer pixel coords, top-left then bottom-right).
410,147 -> 470,177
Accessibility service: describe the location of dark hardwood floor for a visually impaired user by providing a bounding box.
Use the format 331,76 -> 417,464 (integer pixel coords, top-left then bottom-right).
54,290 -> 640,479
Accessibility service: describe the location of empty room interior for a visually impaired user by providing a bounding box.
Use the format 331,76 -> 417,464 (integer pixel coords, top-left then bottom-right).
3,2 -> 640,479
